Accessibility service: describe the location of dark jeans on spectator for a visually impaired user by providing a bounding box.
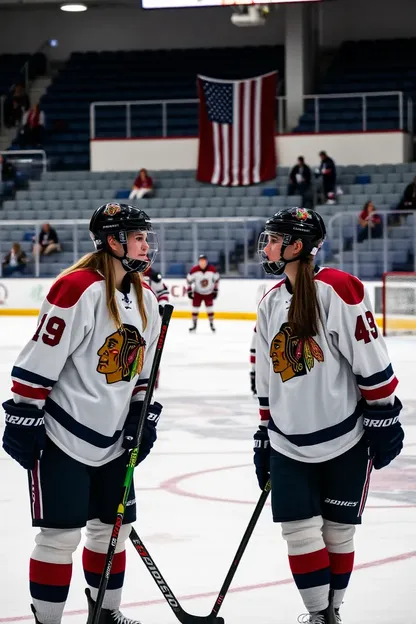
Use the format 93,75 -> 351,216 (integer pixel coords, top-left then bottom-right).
19,125 -> 45,147
2,264 -> 27,277
287,182 -> 313,209
357,223 -> 383,243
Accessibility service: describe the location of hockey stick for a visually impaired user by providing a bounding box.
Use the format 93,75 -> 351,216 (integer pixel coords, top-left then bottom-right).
129,479 -> 272,624
88,304 -> 174,624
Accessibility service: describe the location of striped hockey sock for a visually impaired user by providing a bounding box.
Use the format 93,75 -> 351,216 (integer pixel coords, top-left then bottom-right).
288,547 -> 331,613
328,551 -> 355,609
82,547 -> 126,610
30,558 -> 72,624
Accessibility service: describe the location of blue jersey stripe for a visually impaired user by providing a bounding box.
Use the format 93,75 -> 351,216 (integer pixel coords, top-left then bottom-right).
356,364 -> 393,387
268,401 -> 364,447
12,366 -> 56,388
135,377 -> 149,387
45,398 -> 123,449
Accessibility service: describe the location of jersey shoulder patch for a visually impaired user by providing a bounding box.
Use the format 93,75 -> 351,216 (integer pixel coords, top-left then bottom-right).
189,265 -> 200,275
315,267 -> 364,305
47,269 -> 104,309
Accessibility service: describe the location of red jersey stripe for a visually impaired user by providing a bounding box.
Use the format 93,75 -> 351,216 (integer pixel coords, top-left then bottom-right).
359,376 -> 398,401
11,381 -> 49,400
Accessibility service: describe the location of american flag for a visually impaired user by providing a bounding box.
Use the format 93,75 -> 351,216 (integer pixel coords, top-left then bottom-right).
196,71 -> 277,186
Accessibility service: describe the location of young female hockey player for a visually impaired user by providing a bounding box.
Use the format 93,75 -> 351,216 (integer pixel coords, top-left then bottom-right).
2,203 -> 162,624
253,207 -> 404,624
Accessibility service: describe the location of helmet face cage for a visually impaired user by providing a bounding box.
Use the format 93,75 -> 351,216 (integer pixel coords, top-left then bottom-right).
89,204 -> 158,273
257,224 -> 324,276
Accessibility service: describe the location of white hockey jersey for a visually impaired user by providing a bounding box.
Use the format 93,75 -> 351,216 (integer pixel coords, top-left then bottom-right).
250,282 -> 274,372
256,267 -> 398,463
186,264 -> 219,296
10,269 -> 161,467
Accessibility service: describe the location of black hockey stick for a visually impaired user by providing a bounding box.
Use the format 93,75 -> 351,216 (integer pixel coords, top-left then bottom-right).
129,479 -> 271,624
88,304 -> 174,624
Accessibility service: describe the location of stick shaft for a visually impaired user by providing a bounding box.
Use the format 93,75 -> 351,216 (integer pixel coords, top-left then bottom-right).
89,304 -> 174,624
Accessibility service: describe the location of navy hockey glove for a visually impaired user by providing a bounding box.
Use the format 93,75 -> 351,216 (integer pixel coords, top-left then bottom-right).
363,397 -> 404,470
250,371 -> 256,395
123,401 -> 163,464
2,399 -> 46,470
253,425 -> 270,489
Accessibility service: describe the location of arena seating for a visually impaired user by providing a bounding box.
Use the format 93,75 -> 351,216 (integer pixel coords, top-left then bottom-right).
12,46 -> 283,170
1,162 -> 415,279
0,53 -> 46,96
294,38 -> 416,132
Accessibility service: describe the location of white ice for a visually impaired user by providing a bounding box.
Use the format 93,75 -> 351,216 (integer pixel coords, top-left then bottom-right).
0,317 -> 415,624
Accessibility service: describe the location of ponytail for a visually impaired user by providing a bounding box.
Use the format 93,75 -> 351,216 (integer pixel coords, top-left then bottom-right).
288,257 -> 321,339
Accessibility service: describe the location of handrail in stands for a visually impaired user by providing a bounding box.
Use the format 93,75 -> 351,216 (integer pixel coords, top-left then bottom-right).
0,216 -> 266,278
90,91 -> 412,138
0,149 -> 48,173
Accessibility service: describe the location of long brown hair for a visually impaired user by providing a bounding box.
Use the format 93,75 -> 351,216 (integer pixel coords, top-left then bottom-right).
59,251 -> 147,331
287,256 -> 321,339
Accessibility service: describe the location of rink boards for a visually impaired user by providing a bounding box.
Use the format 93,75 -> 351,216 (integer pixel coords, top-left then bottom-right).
0,277 -> 415,330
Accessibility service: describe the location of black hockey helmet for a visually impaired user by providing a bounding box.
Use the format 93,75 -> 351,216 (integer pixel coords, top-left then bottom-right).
258,207 -> 326,275
89,202 -> 158,273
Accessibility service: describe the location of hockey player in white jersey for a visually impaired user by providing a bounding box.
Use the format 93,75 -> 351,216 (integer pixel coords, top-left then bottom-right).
2,203 -> 162,624
253,207 -> 404,624
186,254 -> 219,332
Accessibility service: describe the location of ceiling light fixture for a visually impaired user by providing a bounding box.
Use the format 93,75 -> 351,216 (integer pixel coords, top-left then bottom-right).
60,3 -> 88,12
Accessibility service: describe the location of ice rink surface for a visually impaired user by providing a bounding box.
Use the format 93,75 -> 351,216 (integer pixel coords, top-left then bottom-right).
0,316 -> 415,624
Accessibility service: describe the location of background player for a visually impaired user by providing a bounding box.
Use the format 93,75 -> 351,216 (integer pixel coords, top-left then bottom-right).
253,207 -> 404,623
143,266 -> 169,388
186,253 -> 219,332
143,266 -> 169,317
2,203 -> 162,624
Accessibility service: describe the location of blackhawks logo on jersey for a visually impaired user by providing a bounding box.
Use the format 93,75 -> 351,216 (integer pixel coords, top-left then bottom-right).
270,322 -> 324,382
97,324 -> 146,384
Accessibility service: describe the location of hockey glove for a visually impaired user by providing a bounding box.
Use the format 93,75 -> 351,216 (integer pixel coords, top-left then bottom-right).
187,291 -> 194,300
123,401 -> 163,464
250,371 -> 256,395
253,425 -> 270,489
212,291 -> 218,300
363,397 -> 404,470
2,399 -> 46,470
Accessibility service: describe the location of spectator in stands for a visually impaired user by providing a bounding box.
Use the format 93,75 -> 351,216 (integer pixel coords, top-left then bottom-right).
398,176 -> 416,212
4,84 -> 30,128
357,200 -> 383,242
0,155 -> 17,183
33,223 -> 61,258
316,151 -> 337,204
287,156 -> 312,208
129,168 -> 154,200
2,243 -> 28,277
19,104 -> 46,148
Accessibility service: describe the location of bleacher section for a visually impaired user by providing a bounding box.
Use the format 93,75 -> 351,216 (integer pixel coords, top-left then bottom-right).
1,162 -> 415,280
24,46 -> 283,171
295,38 -> 416,132
0,53 -> 46,97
